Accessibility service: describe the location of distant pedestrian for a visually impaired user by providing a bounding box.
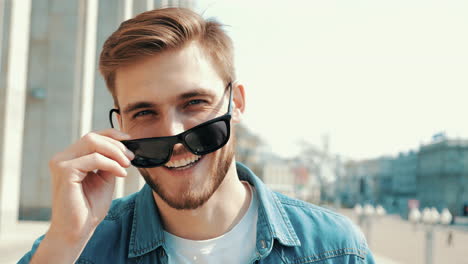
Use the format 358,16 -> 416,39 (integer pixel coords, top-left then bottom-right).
447,230 -> 453,246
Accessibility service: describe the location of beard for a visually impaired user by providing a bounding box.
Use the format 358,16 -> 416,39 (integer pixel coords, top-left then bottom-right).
138,138 -> 235,210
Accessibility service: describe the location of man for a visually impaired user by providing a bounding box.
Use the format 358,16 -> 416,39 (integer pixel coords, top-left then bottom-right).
20,8 -> 374,263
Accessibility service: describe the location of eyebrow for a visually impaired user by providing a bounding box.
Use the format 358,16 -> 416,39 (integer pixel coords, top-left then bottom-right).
177,89 -> 217,100
122,102 -> 157,115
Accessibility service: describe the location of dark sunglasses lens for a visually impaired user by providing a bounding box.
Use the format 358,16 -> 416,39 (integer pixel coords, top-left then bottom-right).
185,120 -> 229,154
123,140 -> 173,167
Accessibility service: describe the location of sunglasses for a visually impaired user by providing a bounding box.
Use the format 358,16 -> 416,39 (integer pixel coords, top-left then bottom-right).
109,83 -> 233,168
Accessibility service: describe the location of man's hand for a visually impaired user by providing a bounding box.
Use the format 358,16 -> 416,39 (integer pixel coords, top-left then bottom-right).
31,129 -> 134,263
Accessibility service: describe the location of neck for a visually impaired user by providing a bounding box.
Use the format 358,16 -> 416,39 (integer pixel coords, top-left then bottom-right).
153,161 -> 251,240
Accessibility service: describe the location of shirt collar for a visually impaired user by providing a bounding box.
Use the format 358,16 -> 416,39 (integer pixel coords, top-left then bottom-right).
128,162 -> 300,258
128,184 -> 165,258
236,162 -> 301,247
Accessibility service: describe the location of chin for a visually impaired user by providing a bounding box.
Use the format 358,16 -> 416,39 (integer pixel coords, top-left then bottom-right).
138,143 -> 235,210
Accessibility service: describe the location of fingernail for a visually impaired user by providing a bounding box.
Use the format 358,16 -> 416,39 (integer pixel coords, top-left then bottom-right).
121,133 -> 131,139
126,149 -> 135,160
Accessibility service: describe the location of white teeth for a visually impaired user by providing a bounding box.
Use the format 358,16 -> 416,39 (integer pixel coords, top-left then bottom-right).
165,155 -> 201,168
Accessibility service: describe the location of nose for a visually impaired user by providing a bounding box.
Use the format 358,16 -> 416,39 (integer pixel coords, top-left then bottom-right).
159,111 -> 186,137
159,112 -> 191,157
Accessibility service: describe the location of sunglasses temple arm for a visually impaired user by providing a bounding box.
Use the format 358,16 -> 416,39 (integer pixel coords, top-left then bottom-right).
109,110 -> 114,128
227,83 -> 234,114
109,109 -> 119,129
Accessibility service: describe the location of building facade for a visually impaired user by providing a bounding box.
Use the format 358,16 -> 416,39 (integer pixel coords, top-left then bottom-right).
261,157 -> 321,203
391,151 -> 417,217
262,159 -> 296,197
340,158 -> 388,207
417,139 -> 468,217
341,138 -> 468,218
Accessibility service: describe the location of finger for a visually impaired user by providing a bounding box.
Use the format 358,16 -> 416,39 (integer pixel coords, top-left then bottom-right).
84,135 -> 132,167
70,133 -> 132,166
83,131 -> 134,160
97,170 -> 117,185
95,129 -> 135,160
94,128 -> 131,141
53,130 -> 134,163
66,153 -> 127,182
82,171 -> 115,190
100,136 -> 135,160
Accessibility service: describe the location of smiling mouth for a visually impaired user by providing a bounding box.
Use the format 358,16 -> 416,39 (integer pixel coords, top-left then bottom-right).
164,155 -> 202,170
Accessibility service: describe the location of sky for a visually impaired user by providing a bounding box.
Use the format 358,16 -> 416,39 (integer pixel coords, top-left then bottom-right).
195,0 -> 468,160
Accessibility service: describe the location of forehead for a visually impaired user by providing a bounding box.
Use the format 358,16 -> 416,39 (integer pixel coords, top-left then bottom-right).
114,42 -> 225,106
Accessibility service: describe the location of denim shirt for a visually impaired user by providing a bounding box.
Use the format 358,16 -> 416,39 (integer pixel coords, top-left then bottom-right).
20,163 -> 374,263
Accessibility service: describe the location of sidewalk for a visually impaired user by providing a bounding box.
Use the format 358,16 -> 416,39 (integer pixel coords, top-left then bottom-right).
0,221 -> 49,264
374,254 -> 401,264
339,209 -> 468,264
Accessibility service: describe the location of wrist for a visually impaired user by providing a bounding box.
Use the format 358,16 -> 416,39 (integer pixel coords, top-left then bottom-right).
46,222 -> 96,246
30,226 -> 96,264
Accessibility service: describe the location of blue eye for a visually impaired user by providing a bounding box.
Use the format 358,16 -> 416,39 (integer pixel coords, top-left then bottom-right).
184,99 -> 209,109
187,99 -> 206,106
133,110 -> 155,119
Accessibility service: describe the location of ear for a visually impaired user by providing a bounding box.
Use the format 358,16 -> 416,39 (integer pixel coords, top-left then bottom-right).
231,82 -> 246,124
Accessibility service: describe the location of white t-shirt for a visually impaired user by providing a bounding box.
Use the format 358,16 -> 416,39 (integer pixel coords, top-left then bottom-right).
163,183 -> 259,263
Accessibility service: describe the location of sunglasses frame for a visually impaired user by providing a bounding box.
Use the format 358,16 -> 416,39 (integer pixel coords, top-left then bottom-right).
108,82 -> 233,168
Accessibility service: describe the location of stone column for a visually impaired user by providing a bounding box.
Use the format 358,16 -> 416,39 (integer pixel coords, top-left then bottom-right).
0,0 -> 12,178
19,0 -> 91,220
75,0 -> 99,138
92,0 -> 122,134
0,0 -> 11,234
0,0 -> 32,233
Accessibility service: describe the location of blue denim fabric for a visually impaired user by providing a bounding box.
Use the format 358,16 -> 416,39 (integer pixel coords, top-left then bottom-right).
19,163 -> 374,263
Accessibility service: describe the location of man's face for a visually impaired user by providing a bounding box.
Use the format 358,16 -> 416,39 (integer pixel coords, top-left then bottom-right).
114,43 -> 243,210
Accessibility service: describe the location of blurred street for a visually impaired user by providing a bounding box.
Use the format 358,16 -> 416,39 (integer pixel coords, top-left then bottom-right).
340,209 -> 468,264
